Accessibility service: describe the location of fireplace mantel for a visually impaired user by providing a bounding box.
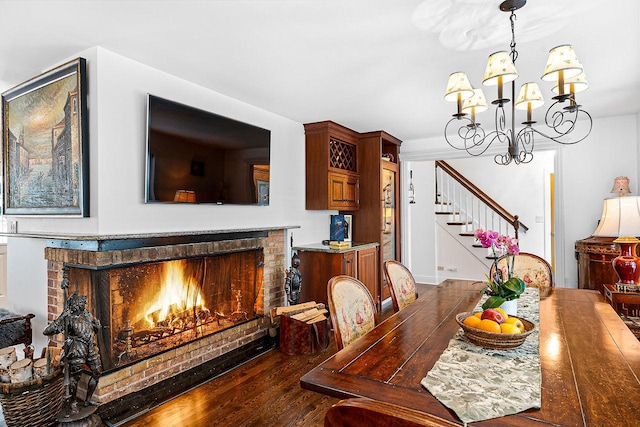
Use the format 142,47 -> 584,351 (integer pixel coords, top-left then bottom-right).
5,225 -> 299,251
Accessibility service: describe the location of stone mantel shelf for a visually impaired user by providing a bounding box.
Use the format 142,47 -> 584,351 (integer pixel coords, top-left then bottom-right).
3,225 -> 300,251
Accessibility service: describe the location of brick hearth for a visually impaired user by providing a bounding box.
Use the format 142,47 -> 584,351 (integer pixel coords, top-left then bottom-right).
43,228 -> 287,405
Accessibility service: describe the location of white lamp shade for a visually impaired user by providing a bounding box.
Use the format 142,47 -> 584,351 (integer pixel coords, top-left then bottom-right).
444,72 -> 474,102
552,71 -> 589,94
482,51 -> 518,86
462,88 -> 489,114
515,83 -> 545,110
592,196 -> 640,237
541,45 -> 583,82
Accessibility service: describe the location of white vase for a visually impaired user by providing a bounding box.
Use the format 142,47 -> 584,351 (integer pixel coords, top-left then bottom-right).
500,299 -> 518,316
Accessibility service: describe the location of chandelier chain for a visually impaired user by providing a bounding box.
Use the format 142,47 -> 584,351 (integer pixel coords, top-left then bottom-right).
509,10 -> 518,64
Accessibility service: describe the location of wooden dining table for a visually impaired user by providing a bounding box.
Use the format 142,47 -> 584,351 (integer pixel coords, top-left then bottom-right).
300,279 -> 640,426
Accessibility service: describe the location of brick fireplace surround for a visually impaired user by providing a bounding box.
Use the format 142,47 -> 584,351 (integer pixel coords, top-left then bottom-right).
42,227 -> 290,423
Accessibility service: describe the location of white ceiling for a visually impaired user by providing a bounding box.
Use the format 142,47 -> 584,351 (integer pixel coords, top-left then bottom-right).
1,0 -> 638,142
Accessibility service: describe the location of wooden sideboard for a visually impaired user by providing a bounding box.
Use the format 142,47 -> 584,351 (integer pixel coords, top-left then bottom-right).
294,242 -> 380,309
575,235 -> 625,294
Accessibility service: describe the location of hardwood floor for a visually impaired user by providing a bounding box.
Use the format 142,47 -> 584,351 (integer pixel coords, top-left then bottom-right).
118,299 -> 397,427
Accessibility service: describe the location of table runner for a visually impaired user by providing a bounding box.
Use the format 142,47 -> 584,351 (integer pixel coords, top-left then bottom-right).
421,288 -> 540,424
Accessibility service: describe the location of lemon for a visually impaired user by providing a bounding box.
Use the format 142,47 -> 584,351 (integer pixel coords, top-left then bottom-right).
495,307 -> 508,320
463,315 -> 481,328
504,317 -> 525,333
473,311 -> 483,319
500,323 -> 520,334
476,319 -> 501,333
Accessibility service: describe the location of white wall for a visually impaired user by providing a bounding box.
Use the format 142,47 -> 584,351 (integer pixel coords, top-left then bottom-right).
401,114 -> 639,288
3,47 -> 333,344
557,114 -> 638,286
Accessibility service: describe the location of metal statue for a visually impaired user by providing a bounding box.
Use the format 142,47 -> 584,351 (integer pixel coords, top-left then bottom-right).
44,267 -> 102,425
285,253 -> 302,305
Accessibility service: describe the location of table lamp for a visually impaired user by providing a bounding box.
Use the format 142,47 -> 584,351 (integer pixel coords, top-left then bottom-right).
610,176 -> 631,197
592,196 -> 640,288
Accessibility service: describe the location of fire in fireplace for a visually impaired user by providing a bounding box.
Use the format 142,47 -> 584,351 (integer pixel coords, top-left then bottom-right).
67,248 -> 264,372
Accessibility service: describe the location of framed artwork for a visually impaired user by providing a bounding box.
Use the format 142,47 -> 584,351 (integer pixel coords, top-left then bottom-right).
2,58 -> 89,216
344,214 -> 353,242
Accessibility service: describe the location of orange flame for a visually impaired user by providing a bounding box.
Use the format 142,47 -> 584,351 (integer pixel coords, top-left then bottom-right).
143,260 -> 206,328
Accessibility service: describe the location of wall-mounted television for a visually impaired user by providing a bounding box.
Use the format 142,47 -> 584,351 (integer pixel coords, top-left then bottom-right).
145,94 -> 271,205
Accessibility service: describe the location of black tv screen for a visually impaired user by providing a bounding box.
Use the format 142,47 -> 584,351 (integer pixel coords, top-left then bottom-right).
145,94 -> 271,205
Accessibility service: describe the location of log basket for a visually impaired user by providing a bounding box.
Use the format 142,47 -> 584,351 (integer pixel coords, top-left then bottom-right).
0,368 -> 64,427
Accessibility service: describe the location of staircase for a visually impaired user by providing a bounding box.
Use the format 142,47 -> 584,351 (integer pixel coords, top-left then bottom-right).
435,160 -> 528,270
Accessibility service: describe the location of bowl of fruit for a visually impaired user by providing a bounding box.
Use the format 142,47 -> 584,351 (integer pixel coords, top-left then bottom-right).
455,308 -> 535,350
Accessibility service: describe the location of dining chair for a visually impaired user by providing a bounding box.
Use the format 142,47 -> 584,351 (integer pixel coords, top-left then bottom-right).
327,275 -> 377,350
324,398 -> 459,427
490,252 -> 554,288
383,260 -> 418,312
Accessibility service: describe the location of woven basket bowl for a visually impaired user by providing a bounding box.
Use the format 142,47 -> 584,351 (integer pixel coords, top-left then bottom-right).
456,312 -> 536,350
0,368 -> 64,427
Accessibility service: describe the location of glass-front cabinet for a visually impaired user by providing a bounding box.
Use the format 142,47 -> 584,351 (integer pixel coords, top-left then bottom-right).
382,166 -> 396,264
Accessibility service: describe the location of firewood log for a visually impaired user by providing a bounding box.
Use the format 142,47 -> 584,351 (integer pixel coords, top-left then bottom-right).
273,301 -> 318,316
306,314 -> 329,324
33,357 -> 50,379
292,308 -> 328,322
9,358 -> 32,383
0,347 -> 17,382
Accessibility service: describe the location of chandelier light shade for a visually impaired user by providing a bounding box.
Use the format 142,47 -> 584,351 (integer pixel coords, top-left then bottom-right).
462,89 -> 489,123
515,82 -> 544,123
552,71 -> 589,95
483,51 -> 519,86
443,0 -> 593,165
541,45 -> 584,85
444,72 -> 474,116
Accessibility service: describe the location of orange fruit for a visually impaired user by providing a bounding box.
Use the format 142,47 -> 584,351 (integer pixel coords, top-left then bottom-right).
476,319 -> 501,333
473,312 -> 483,319
463,315 -> 481,328
504,317 -> 525,333
495,307 -> 508,320
500,323 -> 520,334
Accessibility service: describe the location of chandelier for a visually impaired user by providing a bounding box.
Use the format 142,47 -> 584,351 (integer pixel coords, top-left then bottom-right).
443,0 -> 592,165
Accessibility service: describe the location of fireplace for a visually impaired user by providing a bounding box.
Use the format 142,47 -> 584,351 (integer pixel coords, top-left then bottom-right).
66,249 -> 264,372
43,228 -> 288,416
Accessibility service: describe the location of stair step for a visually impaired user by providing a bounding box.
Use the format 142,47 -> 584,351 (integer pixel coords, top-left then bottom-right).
435,202 -> 452,206
459,232 -> 475,237
472,244 -> 483,248
435,211 -> 459,215
447,221 -> 472,226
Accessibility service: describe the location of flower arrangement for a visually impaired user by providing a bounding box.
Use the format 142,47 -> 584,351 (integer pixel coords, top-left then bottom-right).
474,229 -> 526,310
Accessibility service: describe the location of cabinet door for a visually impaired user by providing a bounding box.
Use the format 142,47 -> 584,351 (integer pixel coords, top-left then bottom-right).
328,172 -> 359,210
357,247 -> 379,306
381,168 -> 396,263
342,250 -> 356,278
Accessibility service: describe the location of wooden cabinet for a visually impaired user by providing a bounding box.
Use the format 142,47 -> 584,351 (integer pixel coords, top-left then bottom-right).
294,243 -> 380,309
302,121 -> 402,307
575,235 -> 622,294
304,121 -> 360,211
352,131 -> 402,303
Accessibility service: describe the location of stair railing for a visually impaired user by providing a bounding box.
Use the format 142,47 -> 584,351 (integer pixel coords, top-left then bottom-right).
435,160 -> 528,240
